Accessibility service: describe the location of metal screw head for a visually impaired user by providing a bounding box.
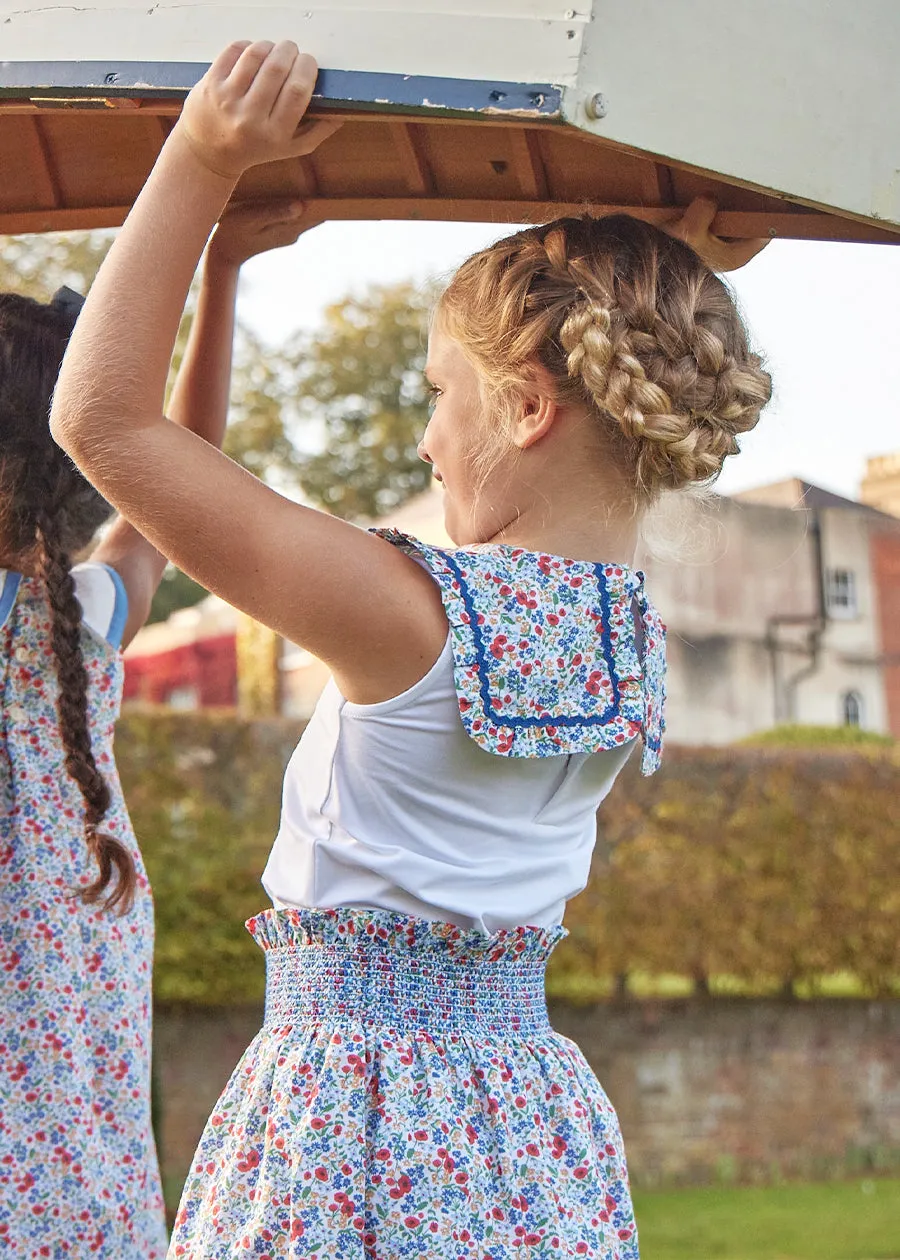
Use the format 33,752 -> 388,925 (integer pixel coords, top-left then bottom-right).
586,91 -> 607,120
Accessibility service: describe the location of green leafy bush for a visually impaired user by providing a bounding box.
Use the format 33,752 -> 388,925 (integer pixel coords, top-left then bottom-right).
561,744 -> 900,997
117,709 -> 302,1005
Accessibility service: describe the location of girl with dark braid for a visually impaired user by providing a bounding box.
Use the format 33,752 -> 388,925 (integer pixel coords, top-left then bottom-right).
51,41 -> 771,1260
0,202 -> 311,1257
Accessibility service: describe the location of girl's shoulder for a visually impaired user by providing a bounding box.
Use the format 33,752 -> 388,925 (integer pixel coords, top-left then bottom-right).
70,562 -> 129,649
0,562 -> 128,649
371,529 -> 666,773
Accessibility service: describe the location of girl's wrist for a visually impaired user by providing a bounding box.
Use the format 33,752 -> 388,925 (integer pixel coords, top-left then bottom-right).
203,241 -> 242,282
165,124 -> 243,197
168,120 -> 247,186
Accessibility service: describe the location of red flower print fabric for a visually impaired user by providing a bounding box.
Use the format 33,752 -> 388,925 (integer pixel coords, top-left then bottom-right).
372,531 -> 666,772
168,909 -> 640,1259
0,576 -> 166,1257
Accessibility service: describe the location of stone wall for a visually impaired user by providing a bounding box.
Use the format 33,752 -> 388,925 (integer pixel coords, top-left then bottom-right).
154,998 -> 900,1202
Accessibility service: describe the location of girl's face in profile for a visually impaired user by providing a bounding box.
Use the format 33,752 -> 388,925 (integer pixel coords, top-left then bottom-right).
418,323 -> 519,547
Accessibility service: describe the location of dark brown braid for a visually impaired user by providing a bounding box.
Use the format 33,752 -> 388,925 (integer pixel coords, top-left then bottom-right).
0,292 -> 135,913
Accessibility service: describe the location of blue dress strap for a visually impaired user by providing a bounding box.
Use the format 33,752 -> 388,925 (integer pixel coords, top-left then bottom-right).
372,529 -> 666,772
95,564 -> 129,650
0,569 -> 22,632
70,562 -> 130,649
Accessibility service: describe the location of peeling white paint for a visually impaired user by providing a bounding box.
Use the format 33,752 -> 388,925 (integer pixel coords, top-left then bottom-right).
0,2 -> 588,86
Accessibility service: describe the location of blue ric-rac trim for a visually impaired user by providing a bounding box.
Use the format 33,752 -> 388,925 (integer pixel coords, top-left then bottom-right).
371,528 -> 665,766
442,550 -> 624,730
0,570 -> 22,631
96,564 -> 128,649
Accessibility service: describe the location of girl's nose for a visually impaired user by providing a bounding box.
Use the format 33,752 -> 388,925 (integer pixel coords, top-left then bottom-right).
417,440 -> 432,464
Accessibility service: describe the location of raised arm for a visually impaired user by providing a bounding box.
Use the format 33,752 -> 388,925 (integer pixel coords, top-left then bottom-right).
52,41 -> 446,700
91,200 -> 312,647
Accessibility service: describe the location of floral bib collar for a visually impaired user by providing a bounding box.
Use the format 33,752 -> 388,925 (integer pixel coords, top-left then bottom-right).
373,530 -> 666,774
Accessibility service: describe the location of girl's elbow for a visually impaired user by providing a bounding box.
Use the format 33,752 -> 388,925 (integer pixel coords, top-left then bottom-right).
49,381 -> 105,465
49,398 -> 88,463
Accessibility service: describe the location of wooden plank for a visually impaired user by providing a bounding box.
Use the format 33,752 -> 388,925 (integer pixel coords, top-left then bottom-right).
389,121 -> 434,195
0,205 -> 130,234
22,116 -> 62,210
4,198 -> 899,243
507,129 -> 548,200
241,199 -> 900,243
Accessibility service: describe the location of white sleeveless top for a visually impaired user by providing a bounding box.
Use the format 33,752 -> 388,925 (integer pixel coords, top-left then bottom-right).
262,532 -> 667,934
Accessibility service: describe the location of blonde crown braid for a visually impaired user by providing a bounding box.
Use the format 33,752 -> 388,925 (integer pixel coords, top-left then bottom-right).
439,214 -> 772,501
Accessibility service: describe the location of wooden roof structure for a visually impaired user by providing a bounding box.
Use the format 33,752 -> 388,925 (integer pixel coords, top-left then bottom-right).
3,99 -> 900,244
1,1 -> 899,244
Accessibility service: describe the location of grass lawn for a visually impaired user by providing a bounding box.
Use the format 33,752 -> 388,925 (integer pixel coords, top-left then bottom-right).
633,1177 -> 900,1259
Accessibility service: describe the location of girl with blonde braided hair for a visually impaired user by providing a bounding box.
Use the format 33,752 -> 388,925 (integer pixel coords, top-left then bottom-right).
51,40 -> 771,1259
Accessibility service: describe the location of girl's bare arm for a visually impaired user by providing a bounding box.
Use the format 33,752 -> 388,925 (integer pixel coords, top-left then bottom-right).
54,41 -> 447,700
90,200 -> 315,649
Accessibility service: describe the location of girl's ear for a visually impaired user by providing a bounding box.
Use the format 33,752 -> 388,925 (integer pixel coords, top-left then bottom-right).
512,367 -> 560,450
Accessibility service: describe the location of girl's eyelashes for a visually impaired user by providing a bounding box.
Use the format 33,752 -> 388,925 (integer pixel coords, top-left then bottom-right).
426,383 -> 443,413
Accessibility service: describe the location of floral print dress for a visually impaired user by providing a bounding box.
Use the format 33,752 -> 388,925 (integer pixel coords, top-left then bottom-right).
168,536 -> 667,1260
0,571 -> 167,1257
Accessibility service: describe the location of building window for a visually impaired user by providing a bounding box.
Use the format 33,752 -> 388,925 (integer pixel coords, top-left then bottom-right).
842,690 -> 864,728
825,568 -> 858,618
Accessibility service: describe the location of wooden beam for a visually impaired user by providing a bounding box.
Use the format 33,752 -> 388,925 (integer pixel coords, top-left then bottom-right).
651,161 -> 676,208
389,121 -> 434,196
3,197 -> 899,245
507,129 -> 548,200
232,198 -> 900,243
20,115 -> 62,210
0,205 -> 130,234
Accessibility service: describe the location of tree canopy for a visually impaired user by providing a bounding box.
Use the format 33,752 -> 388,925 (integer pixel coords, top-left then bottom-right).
1,230 -> 437,620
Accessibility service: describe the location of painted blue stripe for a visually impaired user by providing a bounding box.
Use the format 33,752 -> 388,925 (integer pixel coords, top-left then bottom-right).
0,570 -> 21,632
96,564 -> 129,650
441,552 -> 628,731
0,62 -> 561,117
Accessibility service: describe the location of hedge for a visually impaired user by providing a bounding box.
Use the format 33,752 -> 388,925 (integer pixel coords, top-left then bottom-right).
561,743 -> 900,998
116,710 -> 900,1005
117,709 -> 300,1005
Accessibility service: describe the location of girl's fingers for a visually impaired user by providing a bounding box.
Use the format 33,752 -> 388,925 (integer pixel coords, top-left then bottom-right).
250,199 -> 306,225
244,40 -> 304,114
269,51 -> 318,127
286,118 -> 343,158
207,40 -> 253,83
678,195 -> 718,237
226,39 -> 277,95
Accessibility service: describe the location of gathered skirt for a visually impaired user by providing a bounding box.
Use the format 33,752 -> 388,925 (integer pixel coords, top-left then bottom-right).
168,908 -> 639,1259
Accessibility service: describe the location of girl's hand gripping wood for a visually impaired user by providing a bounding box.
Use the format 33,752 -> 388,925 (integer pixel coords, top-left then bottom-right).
661,196 -> 769,271
178,40 -> 340,179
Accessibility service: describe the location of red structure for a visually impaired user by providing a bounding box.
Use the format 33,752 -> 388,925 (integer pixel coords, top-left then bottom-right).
124,633 -> 237,708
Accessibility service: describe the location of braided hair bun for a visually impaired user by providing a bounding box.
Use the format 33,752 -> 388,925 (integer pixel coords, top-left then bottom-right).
0,292 -> 135,913
439,214 -> 772,501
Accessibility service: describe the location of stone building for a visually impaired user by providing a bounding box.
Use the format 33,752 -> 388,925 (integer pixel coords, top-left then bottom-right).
648,480 -> 900,742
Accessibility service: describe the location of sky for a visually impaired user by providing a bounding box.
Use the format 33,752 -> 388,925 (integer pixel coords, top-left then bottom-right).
235,221 -> 900,501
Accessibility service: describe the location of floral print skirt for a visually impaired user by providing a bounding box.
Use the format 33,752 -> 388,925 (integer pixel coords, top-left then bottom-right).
168,908 -> 639,1259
